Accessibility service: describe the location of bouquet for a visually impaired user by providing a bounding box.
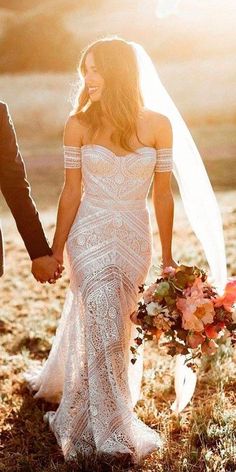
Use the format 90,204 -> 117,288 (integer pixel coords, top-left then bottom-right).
130,264 -> 236,369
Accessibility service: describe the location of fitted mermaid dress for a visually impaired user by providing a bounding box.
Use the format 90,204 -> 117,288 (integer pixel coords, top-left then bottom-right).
23,143 -> 173,464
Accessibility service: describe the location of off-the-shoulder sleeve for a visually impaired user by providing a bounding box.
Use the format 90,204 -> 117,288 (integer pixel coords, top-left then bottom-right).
63,145 -> 81,169
154,148 -> 173,172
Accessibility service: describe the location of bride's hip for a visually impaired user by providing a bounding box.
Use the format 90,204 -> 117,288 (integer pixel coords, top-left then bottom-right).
68,212 -> 152,245
68,199 -> 151,237
66,225 -> 152,269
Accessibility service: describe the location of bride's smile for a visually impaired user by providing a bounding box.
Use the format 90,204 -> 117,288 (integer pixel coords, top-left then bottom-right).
84,52 -> 104,102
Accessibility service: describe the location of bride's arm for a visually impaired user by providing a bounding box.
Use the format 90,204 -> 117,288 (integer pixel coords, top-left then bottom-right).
152,114 -> 177,268
52,116 -> 83,264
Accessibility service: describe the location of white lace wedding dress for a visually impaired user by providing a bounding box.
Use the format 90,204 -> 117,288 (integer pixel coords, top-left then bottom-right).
23,143 -> 173,465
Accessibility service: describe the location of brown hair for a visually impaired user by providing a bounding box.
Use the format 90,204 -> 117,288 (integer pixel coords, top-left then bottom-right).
73,36 -> 144,152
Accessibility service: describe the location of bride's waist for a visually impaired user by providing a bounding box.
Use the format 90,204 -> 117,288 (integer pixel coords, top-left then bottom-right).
81,193 -> 147,211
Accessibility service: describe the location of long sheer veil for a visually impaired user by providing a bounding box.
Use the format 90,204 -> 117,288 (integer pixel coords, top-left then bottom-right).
130,41 -> 228,412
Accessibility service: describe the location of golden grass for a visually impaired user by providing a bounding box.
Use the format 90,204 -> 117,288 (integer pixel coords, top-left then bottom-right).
0,192 -> 235,471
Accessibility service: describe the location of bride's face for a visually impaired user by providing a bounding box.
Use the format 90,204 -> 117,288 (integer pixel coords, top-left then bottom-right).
84,52 -> 104,102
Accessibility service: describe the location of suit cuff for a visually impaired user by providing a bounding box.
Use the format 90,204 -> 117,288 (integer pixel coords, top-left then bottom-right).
28,241 -> 53,261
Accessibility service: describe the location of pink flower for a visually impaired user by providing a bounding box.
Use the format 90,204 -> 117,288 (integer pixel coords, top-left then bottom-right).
201,339 -> 218,355
143,283 -> 158,303
162,266 -> 176,277
183,276 -> 204,298
214,278 -> 236,312
176,277 -> 215,332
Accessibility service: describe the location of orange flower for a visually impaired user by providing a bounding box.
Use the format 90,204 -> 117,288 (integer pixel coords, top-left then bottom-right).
204,322 -> 225,339
214,279 -> 236,312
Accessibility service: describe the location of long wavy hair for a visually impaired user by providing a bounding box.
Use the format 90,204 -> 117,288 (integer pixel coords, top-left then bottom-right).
73,36 -> 144,152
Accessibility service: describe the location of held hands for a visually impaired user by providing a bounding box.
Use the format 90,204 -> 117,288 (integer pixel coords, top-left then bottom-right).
31,254 -> 64,284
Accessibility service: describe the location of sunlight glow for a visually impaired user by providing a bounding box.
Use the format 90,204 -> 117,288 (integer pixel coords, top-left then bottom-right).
156,0 -> 181,17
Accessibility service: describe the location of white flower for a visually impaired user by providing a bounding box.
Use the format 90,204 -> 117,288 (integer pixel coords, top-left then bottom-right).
146,302 -> 163,317
162,308 -> 170,318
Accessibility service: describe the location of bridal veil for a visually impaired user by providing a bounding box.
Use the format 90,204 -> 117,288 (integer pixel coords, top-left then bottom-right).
130,41 -> 227,412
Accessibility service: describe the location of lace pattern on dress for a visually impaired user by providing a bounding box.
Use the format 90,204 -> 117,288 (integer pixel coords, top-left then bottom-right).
154,148 -> 173,172
64,145 -> 81,168
23,144 -> 163,465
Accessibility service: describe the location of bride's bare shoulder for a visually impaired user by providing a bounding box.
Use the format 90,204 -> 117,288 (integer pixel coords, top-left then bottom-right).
142,108 -> 172,148
63,112 -> 88,147
142,108 -> 171,130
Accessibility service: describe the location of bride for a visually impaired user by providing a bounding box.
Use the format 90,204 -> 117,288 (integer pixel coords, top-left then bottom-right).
23,36 -> 227,467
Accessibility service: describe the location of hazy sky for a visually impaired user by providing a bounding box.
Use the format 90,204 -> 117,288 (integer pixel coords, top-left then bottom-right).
156,0 -> 236,18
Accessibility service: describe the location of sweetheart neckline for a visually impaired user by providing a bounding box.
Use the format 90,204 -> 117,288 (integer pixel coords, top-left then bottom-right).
81,143 -> 157,158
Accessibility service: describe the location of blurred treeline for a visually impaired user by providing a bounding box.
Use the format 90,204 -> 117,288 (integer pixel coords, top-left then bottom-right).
1,0 -> 236,72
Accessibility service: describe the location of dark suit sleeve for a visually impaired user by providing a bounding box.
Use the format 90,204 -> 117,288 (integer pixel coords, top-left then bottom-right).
0,103 -> 52,260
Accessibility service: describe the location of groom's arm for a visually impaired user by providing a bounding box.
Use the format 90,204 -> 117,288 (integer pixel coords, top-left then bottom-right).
0,102 -> 53,261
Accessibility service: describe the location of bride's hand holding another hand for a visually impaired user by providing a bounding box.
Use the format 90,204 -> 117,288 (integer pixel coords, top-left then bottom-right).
51,244 -> 65,279
52,245 -> 64,266
31,254 -> 64,284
